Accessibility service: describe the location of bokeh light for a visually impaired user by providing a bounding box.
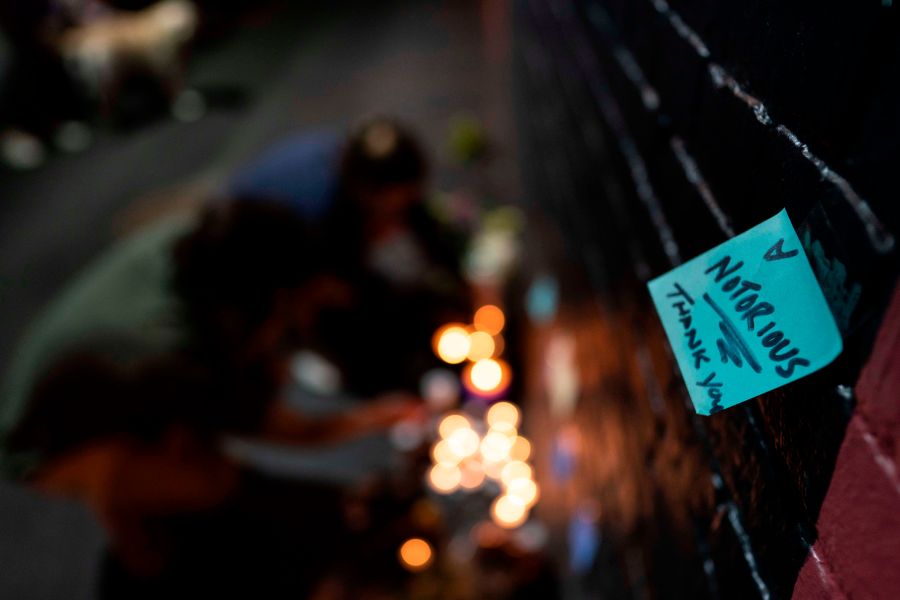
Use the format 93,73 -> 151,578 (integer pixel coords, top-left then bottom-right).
500,460 -> 533,486
459,460 -> 486,489
506,478 -> 539,507
466,358 -> 511,395
429,463 -> 462,493
438,414 -> 471,438
466,331 -> 496,361
447,427 -> 480,458
509,436 -> 532,461
491,495 -> 528,529
433,324 -> 471,364
480,430 -> 514,462
471,359 -> 502,391
491,334 -> 505,357
474,305 -> 505,335
399,538 -> 434,571
486,401 -> 520,428
432,440 -> 460,465
425,306 -> 541,522
490,421 -> 517,438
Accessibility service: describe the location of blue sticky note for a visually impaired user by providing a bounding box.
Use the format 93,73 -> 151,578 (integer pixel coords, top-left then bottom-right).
647,210 -> 842,415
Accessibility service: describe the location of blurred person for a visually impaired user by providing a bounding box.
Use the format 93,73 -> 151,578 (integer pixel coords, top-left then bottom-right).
0,200 -> 421,585
229,117 -> 461,281
0,0 -> 198,167
229,118 -> 422,224
230,117 -> 470,394
54,0 -> 199,123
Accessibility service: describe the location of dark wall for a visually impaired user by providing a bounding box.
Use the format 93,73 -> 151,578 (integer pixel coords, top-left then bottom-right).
512,1 -> 899,598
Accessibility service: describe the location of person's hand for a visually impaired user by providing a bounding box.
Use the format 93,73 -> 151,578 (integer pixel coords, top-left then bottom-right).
259,395 -> 423,446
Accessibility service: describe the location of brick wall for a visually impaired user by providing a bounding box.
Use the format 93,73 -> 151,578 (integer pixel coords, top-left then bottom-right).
511,1 -> 900,597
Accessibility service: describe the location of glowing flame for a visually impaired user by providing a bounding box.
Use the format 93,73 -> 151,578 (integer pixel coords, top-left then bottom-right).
500,461 -> 533,486
428,463 -> 462,493
509,436 -> 532,461
506,478 -> 539,507
466,358 -> 511,395
490,423 -> 517,440
432,440 -> 460,465
474,305 -> 505,336
399,538 -> 434,571
480,430 -> 514,463
433,324 -> 471,364
491,494 -> 528,528
447,427 -> 480,458
486,401 -> 520,428
426,307 -> 539,517
492,334 -> 505,357
438,414 -> 471,439
472,359 -> 502,390
459,460 -> 486,489
466,331 -> 496,361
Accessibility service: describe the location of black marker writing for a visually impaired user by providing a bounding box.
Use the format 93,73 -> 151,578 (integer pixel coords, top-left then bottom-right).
704,255 -> 809,379
764,238 -> 799,261
703,293 -> 762,373
668,282 -> 710,370
697,371 -> 724,413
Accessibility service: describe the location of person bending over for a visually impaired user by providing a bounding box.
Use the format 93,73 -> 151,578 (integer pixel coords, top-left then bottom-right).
230,117 -> 470,394
0,200 -> 419,578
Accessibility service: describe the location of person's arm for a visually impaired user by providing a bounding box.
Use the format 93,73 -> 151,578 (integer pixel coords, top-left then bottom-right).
33,430 -> 239,516
109,450 -> 238,515
34,429 -> 240,578
256,393 -> 422,447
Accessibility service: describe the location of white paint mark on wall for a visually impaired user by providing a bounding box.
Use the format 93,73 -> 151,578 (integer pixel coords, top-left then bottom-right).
727,502 -> 772,600
670,136 -> 735,237
857,417 -> 900,498
586,2 -> 735,239
776,125 -> 894,253
647,0 -> 894,253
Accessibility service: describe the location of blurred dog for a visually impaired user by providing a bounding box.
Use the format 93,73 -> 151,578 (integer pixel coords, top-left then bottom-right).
55,0 -> 198,116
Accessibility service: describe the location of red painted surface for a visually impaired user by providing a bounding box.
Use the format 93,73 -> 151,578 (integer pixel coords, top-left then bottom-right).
793,282 -> 900,600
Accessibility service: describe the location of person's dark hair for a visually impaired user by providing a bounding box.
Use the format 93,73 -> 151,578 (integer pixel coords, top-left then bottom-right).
6,354 -> 130,462
339,117 -> 428,192
7,351 -> 219,462
172,200 -> 335,355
